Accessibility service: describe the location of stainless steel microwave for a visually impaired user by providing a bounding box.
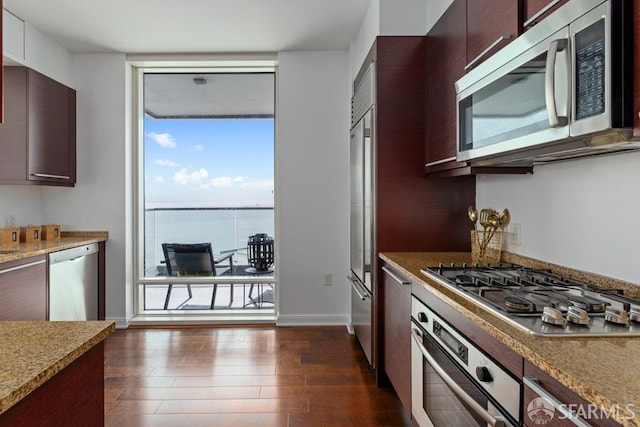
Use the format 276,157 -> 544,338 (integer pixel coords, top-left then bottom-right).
456,0 -> 637,166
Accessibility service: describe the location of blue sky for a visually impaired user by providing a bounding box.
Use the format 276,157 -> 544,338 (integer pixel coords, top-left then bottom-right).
144,117 -> 274,208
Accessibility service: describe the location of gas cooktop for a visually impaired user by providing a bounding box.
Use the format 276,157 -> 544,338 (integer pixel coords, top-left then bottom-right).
421,263 -> 640,337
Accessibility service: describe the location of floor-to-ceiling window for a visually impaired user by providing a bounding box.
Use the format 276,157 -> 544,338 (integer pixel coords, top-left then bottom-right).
132,59 -> 277,322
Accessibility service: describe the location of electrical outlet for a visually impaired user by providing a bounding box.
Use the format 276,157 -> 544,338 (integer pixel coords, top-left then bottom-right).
323,273 -> 333,286
510,223 -> 521,246
3,215 -> 16,228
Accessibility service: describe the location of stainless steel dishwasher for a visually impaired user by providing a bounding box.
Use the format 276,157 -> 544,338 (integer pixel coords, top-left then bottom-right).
49,243 -> 99,320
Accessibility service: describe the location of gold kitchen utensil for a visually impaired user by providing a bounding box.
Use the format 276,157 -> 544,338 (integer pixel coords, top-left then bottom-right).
471,207 -> 509,264
468,206 -> 478,230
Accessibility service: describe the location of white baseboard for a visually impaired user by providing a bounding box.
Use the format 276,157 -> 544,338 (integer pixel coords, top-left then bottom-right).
276,314 -> 350,328
105,316 -> 130,329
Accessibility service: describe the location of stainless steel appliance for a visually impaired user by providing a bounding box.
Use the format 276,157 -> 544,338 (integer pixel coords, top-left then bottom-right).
422,263 -> 640,337
411,295 -> 520,427
49,243 -> 99,320
456,0 -> 636,166
349,64 -> 375,366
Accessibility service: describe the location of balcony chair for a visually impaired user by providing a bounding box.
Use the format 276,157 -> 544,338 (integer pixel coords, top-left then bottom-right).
161,243 -> 234,310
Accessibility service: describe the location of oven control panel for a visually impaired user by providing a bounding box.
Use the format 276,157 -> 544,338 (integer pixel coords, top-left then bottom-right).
411,295 -> 521,421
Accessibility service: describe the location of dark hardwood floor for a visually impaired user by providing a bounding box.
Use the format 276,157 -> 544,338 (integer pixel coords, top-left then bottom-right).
104,326 -> 411,426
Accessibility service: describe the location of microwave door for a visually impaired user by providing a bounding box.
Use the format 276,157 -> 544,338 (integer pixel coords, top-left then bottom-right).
457,27 -> 571,163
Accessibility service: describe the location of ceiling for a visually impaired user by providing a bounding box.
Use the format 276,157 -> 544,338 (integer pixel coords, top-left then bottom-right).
144,73 -> 275,118
4,0 -> 371,54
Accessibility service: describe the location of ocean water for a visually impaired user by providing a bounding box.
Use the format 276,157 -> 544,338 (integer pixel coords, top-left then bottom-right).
145,208 -> 274,273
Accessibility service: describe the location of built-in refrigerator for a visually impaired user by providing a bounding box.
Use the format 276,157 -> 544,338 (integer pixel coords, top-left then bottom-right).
348,64 -> 375,366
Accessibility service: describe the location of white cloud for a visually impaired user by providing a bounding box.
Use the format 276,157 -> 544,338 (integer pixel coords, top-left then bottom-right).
207,176 -> 233,188
194,144 -> 204,151
154,176 -> 165,183
148,132 -> 176,148
174,168 -> 208,185
155,159 -> 180,167
232,176 -> 245,183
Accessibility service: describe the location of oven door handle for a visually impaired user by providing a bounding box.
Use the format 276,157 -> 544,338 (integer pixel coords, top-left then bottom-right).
523,377 -> 591,427
411,328 -> 508,427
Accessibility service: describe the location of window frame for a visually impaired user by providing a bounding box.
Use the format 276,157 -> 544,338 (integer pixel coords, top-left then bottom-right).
130,57 -> 278,319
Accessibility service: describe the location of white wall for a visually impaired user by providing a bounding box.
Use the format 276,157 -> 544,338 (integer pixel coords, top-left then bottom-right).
350,0 -> 432,82
0,9 -> 72,230
42,54 -> 131,326
477,151 -> 640,284
275,50 -> 351,325
379,0 -> 427,36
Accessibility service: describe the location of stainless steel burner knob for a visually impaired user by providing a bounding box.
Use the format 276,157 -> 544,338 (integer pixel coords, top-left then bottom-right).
541,306 -> 565,326
630,307 -> 640,323
566,306 -> 590,325
604,307 -> 630,326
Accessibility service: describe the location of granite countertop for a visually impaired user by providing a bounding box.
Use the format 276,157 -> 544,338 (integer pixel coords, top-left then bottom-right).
381,252 -> 640,427
0,321 -> 115,415
0,231 -> 108,263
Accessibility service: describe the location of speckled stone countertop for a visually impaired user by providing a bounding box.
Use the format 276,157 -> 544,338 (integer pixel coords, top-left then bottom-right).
0,231 -> 108,263
0,321 -> 115,415
381,252 -> 640,427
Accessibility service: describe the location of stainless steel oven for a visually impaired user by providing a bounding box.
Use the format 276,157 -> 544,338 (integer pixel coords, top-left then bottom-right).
411,296 -> 521,427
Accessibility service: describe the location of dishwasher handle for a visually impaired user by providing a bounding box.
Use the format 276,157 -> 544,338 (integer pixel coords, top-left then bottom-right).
49,243 -> 99,264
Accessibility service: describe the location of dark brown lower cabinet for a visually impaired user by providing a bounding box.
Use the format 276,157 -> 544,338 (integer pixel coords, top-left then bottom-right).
0,342 -> 105,427
381,264 -> 412,414
524,361 -> 621,427
0,255 -> 47,320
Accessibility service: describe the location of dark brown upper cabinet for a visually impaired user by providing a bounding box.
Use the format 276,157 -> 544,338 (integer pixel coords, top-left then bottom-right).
425,0 -> 468,175
523,0 -> 569,30
425,0 -> 532,177
465,0 -> 520,71
0,67 -> 76,186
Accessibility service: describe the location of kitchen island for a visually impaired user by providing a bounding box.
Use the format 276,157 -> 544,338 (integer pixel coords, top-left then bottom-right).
381,252 -> 640,427
0,321 -> 115,425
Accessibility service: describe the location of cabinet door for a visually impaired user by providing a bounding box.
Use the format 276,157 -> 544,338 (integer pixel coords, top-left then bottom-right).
381,265 -> 411,414
28,69 -> 76,185
523,361 -> 620,427
466,0 -> 520,71
0,66 -> 28,182
523,0 -> 569,29
425,0 -> 468,172
0,256 -> 47,320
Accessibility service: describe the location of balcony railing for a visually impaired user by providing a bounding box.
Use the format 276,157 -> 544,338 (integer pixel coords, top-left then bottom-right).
141,207 -> 275,311
144,206 -> 274,276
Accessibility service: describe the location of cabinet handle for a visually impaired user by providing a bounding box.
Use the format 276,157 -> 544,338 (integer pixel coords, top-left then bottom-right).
381,266 -> 410,285
31,173 -> 71,180
348,275 -> 371,300
523,0 -> 563,28
465,35 -> 512,71
523,377 -> 591,427
0,260 -> 46,275
425,156 -> 457,167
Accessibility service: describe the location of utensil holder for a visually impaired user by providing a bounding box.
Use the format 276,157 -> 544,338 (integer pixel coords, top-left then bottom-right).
471,230 -> 503,265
